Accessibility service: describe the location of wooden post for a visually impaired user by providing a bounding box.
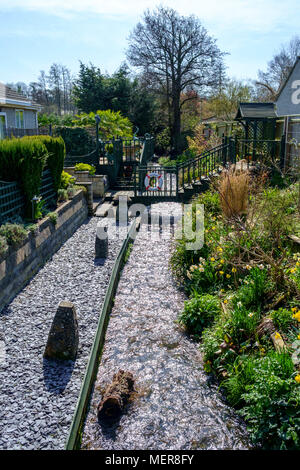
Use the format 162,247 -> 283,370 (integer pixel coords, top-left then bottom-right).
280,134 -> 286,170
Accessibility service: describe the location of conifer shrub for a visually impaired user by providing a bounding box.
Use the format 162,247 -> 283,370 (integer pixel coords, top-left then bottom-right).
24,135 -> 66,193
0,138 -> 48,217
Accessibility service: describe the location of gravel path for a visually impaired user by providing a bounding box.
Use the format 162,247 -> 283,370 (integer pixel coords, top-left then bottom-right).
0,216 -> 125,450
81,202 -> 251,450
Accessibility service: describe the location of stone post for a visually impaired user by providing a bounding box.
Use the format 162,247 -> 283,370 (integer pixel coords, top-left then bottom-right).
44,301 -> 79,361
95,225 -> 108,258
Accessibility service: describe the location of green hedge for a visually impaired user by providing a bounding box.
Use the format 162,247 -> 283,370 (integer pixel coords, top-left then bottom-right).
0,135 -> 65,218
0,138 -> 48,217
27,135 -> 66,192
53,126 -> 94,156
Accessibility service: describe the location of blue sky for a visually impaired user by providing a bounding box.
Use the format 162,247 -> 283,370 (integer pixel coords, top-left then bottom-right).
0,0 -> 300,85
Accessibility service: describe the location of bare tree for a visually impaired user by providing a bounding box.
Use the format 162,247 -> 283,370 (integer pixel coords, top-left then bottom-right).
255,35 -> 300,101
48,64 -> 63,115
126,6 -> 225,155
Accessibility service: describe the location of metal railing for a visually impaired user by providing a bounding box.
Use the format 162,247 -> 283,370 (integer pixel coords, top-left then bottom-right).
0,127 -> 40,139
235,138 -> 281,164
177,142 -> 231,190
0,167 -> 56,224
0,180 -> 25,223
133,139 -> 234,199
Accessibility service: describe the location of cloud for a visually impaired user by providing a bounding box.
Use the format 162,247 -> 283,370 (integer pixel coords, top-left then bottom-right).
0,0 -> 298,34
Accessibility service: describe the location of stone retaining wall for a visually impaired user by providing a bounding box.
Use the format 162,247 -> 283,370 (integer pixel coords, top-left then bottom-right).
64,167 -> 109,198
0,190 -> 88,313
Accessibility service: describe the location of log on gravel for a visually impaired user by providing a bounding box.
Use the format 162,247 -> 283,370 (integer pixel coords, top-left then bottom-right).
97,370 -> 135,419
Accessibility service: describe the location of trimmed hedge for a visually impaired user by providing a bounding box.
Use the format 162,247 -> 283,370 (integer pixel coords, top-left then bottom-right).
0,138 -> 48,217
0,135 -> 65,218
26,135 -> 66,192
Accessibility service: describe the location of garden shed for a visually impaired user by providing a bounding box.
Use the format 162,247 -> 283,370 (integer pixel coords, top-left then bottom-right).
234,103 -> 279,162
235,102 -> 278,141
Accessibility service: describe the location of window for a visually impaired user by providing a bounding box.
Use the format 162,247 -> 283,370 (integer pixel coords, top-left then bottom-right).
0,113 -> 6,139
15,110 -> 24,129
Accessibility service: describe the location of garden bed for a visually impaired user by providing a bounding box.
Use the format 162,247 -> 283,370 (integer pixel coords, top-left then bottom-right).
171,172 -> 300,450
0,215 -> 125,449
0,190 -> 88,313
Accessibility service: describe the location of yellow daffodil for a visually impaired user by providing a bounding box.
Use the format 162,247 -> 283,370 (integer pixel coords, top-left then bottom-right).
293,312 -> 300,322
226,274 -> 231,279
223,299 -> 228,304
219,271 -> 224,275
274,332 -> 281,340
292,307 -> 298,312
232,267 -> 237,273
295,375 -> 300,384
220,259 -> 225,264
297,334 -> 300,340
210,257 -> 215,262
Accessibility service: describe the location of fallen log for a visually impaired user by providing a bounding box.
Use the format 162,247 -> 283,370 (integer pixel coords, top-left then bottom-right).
97,370 -> 135,419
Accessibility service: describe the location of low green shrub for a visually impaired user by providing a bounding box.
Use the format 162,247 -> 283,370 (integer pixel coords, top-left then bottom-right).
47,212 -> 57,225
178,293 -> 221,337
57,189 -> 69,202
67,187 -> 77,198
271,308 -> 295,332
158,156 -> 177,168
232,267 -> 270,310
0,235 -> 8,256
239,352 -> 299,449
74,163 -> 96,175
227,305 -> 261,345
33,198 -> 46,220
0,223 -> 27,246
222,355 -> 257,407
60,171 -> 75,190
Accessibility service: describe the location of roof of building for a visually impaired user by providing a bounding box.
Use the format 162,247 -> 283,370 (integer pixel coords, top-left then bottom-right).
276,56 -> 300,101
235,102 -> 277,120
0,82 -> 40,110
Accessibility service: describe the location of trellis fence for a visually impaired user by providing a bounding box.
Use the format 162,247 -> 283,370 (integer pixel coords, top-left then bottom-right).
0,168 -> 56,224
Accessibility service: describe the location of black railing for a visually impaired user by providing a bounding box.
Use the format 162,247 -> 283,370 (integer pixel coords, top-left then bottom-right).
134,140 -> 233,198
177,142 -> 231,190
0,180 -> 25,223
235,138 -> 281,165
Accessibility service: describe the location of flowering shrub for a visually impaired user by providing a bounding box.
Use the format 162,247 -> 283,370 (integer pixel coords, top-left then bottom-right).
172,177 -> 300,449
178,294 -> 221,337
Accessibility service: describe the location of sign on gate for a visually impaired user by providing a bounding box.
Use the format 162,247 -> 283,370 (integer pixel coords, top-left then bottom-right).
144,172 -> 164,191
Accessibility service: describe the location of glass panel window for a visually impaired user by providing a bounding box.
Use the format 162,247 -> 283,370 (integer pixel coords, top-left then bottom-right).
15,110 -> 24,129
0,115 -> 6,139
